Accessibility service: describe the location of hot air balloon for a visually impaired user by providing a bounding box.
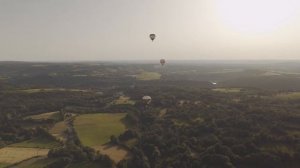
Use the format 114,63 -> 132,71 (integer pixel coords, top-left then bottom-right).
149,34 -> 156,42
160,59 -> 166,66
142,96 -> 152,104
211,82 -> 217,85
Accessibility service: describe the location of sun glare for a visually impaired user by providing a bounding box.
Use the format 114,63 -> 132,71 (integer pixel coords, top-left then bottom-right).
216,0 -> 300,33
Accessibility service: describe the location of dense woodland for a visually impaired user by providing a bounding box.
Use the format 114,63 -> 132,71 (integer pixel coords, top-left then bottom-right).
118,88 -> 300,168
0,62 -> 300,168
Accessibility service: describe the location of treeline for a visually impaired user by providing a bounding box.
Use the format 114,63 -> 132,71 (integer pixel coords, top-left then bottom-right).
0,91 -> 110,117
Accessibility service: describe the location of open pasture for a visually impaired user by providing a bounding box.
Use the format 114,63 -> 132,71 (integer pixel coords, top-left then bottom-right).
10,137 -> 60,149
212,88 -> 241,93
0,147 -> 49,167
93,144 -> 131,163
17,88 -> 88,93
24,111 -> 60,121
0,163 -> 9,168
113,96 -> 135,105
10,157 -> 60,168
74,113 -> 129,163
275,92 -> 300,100
49,121 -> 68,141
136,72 -> 161,80
74,113 -> 127,146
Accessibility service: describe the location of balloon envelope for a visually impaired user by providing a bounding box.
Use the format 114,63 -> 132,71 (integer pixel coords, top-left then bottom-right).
149,34 -> 156,41
142,96 -> 152,104
160,59 -> 166,66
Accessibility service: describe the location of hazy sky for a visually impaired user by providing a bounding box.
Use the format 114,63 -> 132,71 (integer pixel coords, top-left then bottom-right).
1,0 -> 300,61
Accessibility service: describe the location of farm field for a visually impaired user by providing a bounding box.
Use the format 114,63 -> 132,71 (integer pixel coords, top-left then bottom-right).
113,96 -> 135,105
24,111 -> 60,121
136,72 -> 161,80
74,113 -> 129,163
67,162 -> 102,168
9,156 -> 47,168
212,88 -> 241,93
93,144 -> 131,163
0,163 -> 9,168
12,157 -> 60,168
0,147 -> 49,167
49,121 -> 68,141
275,92 -> 300,100
9,137 -> 60,149
159,108 -> 167,118
123,138 -> 138,149
15,88 -> 88,93
74,113 -> 127,146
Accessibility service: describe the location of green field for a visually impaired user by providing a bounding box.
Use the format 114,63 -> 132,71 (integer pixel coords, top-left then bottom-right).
0,163 -> 9,168
136,72 -> 161,80
10,137 -> 60,149
212,88 -> 241,93
74,113 -> 127,146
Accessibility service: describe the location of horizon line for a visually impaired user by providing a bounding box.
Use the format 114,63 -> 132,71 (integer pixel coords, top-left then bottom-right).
1,59 -> 300,63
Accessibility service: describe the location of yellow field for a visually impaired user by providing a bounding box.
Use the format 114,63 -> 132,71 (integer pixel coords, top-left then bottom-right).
93,144 -> 131,163
113,96 -> 135,105
0,147 -> 49,166
24,111 -> 59,120
212,88 -> 241,93
262,144 -> 295,156
136,72 -> 161,80
275,92 -> 300,100
10,156 -> 46,168
159,109 -> 167,118
124,138 -> 138,149
49,121 -> 67,141
11,157 -> 59,168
